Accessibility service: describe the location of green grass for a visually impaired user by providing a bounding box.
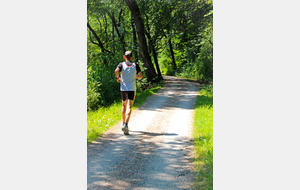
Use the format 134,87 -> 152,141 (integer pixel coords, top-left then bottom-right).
87,81 -> 164,145
193,84 -> 213,190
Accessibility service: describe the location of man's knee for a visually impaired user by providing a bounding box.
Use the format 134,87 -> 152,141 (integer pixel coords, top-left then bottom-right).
126,105 -> 132,111
127,102 -> 133,112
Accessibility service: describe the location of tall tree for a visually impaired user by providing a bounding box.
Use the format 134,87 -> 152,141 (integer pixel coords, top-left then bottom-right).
107,10 -> 126,52
124,0 -> 158,82
87,22 -> 111,53
144,14 -> 162,80
168,37 -> 177,70
131,15 -> 139,63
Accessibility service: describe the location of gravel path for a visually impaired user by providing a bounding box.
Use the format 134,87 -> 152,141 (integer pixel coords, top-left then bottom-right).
87,76 -> 200,190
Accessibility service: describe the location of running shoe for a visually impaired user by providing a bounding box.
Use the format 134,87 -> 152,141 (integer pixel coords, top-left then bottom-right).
122,124 -> 129,135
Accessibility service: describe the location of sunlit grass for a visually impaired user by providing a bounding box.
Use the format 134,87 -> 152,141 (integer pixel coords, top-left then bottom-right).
193,84 -> 213,190
87,82 -> 164,145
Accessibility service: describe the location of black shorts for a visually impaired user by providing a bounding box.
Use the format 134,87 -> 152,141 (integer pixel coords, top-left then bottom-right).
121,91 -> 136,101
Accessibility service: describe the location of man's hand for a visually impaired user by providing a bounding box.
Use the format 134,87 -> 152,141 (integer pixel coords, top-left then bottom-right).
136,72 -> 143,79
117,77 -> 121,83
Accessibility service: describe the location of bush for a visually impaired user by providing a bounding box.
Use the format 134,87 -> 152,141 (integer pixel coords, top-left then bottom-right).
177,40 -> 213,82
87,67 -> 101,111
87,48 -> 122,110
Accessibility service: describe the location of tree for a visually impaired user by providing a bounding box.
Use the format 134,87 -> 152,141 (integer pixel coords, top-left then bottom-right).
144,13 -> 162,80
124,0 -> 158,82
87,22 -> 110,53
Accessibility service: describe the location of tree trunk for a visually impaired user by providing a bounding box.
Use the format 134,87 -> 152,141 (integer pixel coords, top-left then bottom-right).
125,0 -> 157,82
145,27 -> 162,81
152,44 -> 163,80
87,22 -> 110,53
168,38 -> 177,70
131,16 -> 138,63
112,19 -> 115,54
110,12 -> 126,53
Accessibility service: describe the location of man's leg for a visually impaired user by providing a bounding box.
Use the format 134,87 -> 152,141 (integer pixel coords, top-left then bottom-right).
125,99 -> 134,124
125,91 -> 135,124
121,91 -> 135,135
121,100 -> 130,135
122,100 -> 127,123
121,91 -> 128,124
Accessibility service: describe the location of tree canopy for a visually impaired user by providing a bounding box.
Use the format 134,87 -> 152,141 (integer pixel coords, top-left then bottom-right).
87,0 -> 213,110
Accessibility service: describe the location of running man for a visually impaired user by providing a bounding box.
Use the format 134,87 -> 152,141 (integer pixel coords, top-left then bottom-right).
115,51 -> 143,135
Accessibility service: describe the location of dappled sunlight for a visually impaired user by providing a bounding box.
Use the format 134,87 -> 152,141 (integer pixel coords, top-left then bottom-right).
88,129 -> 194,189
137,76 -> 200,112
88,76 -> 200,189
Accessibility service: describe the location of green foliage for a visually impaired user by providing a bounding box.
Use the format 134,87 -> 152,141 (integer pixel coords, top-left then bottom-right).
135,61 -> 150,93
87,50 -> 122,110
193,84 -> 213,189
154,0 -> 213,81
87,0 -> 213,108
176,17 -> 213,82
98,64 -> 120,106
158,38 -> 213,81
178,46 -> 213,82
87,66 -> 101,111
158,52 -> 173,75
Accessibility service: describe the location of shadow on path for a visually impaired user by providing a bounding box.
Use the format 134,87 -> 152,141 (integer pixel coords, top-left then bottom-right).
87,130 -> 194,189
87,75 -> 198,189
129,131 -> 178,136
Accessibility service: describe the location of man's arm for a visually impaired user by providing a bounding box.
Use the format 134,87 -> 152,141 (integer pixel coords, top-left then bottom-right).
135,63 -> 142,79
136,71 -> 143,79
115,67 -> 121,83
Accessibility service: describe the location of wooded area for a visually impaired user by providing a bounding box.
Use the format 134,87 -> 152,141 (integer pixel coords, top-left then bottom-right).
87,0 -> 213,111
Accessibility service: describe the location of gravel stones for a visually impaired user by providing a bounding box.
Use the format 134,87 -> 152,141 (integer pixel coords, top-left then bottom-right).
87,76 -> 200,189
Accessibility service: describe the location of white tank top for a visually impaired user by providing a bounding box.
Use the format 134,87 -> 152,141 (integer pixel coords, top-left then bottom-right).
120,62 -> 136,91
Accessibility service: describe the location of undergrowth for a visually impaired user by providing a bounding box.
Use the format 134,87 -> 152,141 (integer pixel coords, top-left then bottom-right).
193,84 -> 213,190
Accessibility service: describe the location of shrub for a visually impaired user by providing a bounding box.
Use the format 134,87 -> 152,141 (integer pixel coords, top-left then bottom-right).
87,66 -> 101,111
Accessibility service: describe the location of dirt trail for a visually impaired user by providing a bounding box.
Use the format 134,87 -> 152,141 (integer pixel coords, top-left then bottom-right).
87,76 -> 200,190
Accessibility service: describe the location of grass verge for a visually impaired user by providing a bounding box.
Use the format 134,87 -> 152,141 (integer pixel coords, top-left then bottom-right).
193,84 -> 213,190
87,81 -> 164,145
